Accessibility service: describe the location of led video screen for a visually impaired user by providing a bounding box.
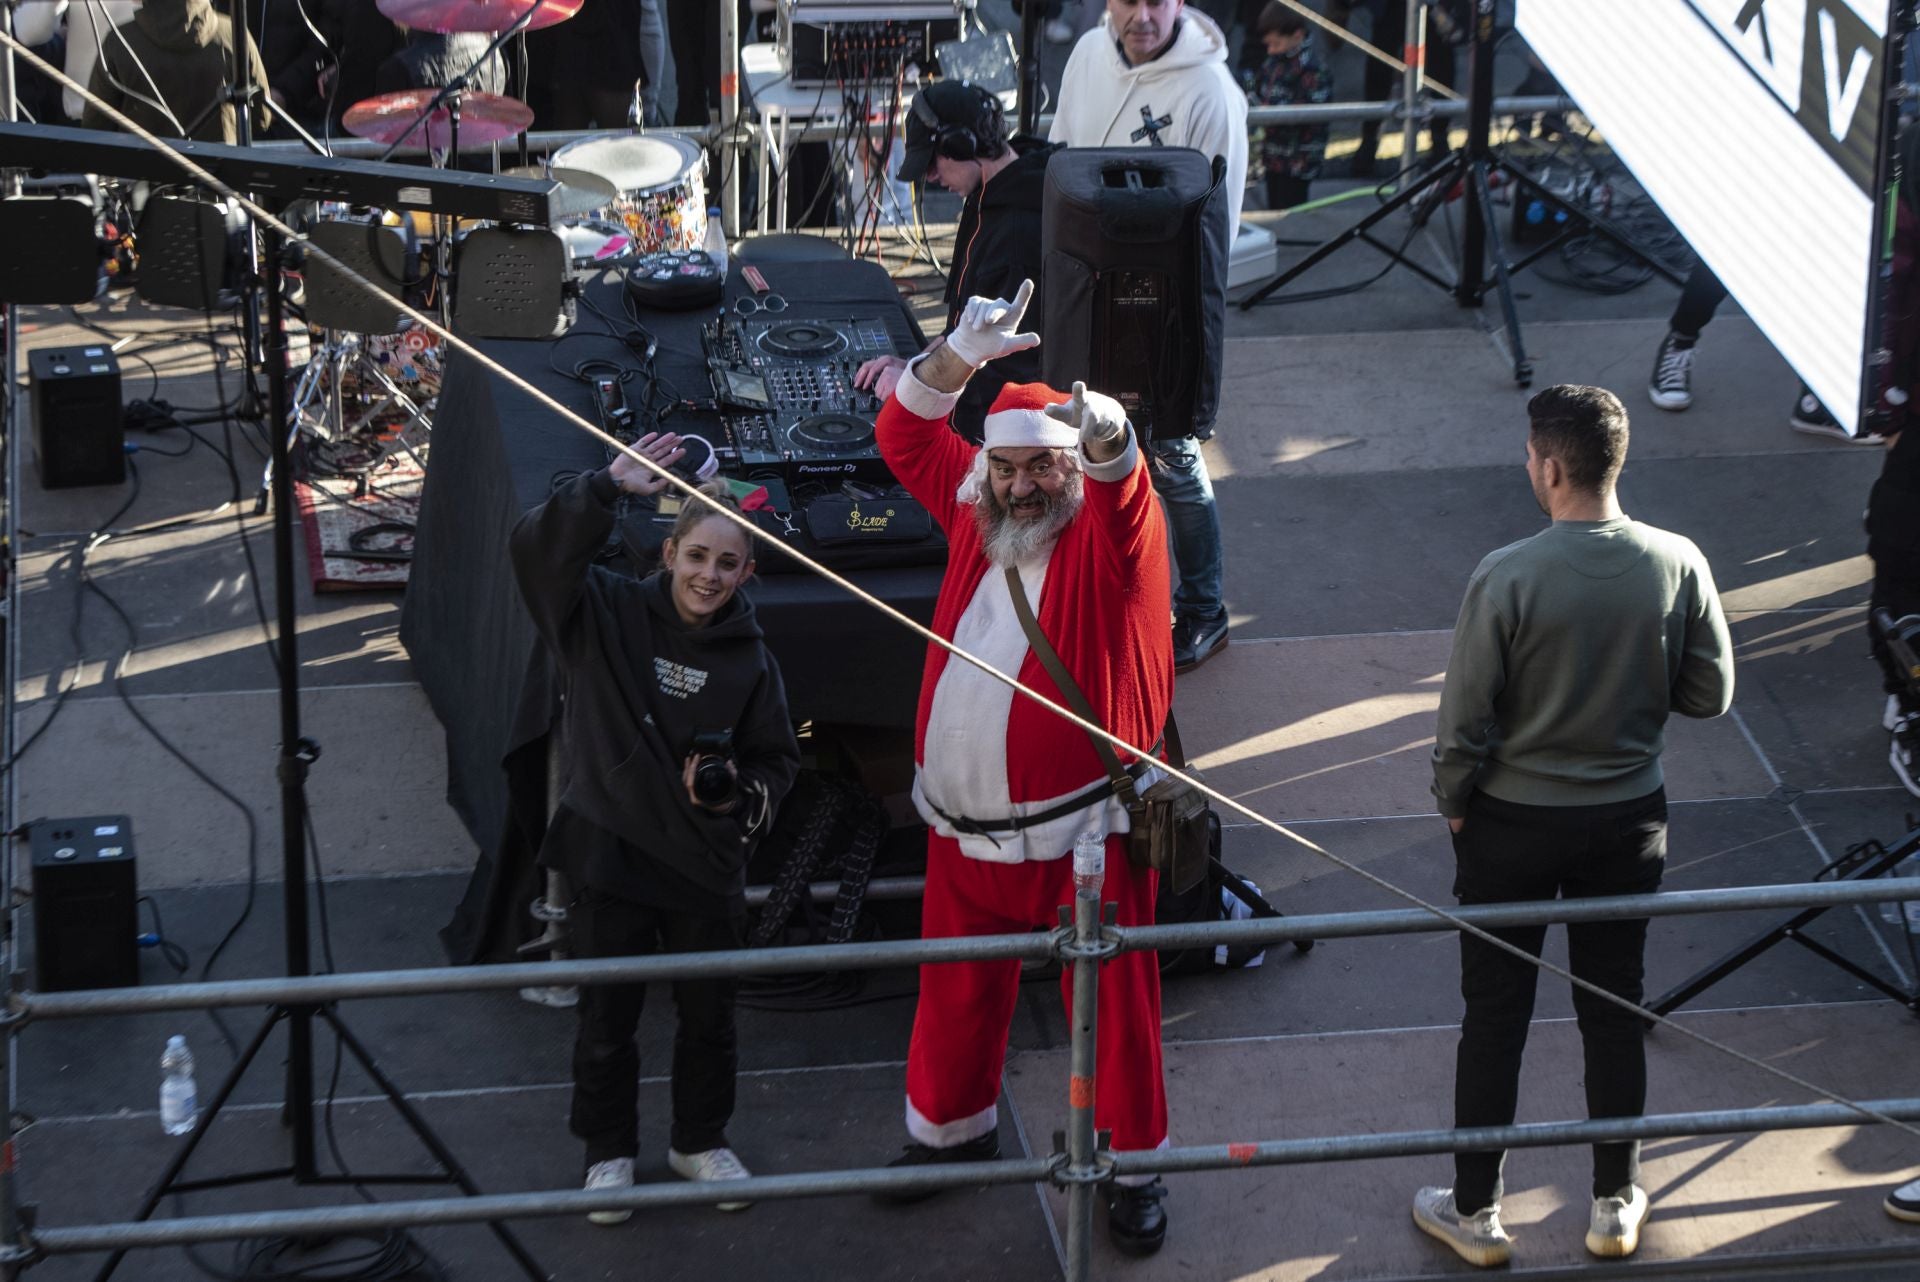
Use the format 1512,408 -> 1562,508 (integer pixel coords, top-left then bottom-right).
1518,0 -> 1892,433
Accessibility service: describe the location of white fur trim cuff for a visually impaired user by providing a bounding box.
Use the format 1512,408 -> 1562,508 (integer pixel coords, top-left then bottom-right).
1080,424 -> 1139,483
905,1097 -> 998,1148
896,354 -> 963,421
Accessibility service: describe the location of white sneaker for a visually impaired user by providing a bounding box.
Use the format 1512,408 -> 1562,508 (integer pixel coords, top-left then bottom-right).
1585,1184 -> 1650,1258
1888,693 -> 1905,733
1412,1186 -> 1512,1267
1884,1175 -> 1920,1222
1892,721 -> 1920,799
668,1145 -> 752,1211
1044,16 -> 1075,42
584,1157 -> 634,1226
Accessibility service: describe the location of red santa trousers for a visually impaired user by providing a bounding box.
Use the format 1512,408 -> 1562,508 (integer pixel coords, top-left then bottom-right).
904,829 -> 1168,1154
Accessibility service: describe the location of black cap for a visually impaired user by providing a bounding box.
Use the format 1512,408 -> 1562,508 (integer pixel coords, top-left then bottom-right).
896,80 -> 996,184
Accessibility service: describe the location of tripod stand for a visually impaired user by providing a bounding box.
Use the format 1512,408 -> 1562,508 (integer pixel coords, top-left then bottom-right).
1647,826 -> 1920,1019
92,225 -> 545,1282
1239,0 -> 1682,387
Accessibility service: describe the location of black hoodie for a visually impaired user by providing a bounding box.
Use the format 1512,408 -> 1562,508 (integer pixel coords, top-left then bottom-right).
510,471 -> 800,907
947,137 -> 1059,443
83,0 -> 272,143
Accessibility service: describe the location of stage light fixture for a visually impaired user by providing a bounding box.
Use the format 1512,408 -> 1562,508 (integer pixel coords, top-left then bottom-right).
0,196 -> 103,304
452,226 -> 569,339
134,191 -> 244,312
1518,0 -> 1899,434
304,218 -> 417,333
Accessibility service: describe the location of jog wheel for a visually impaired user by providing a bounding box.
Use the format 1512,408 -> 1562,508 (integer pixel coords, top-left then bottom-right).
788,414 -> 875,455
756,320 -> 849,360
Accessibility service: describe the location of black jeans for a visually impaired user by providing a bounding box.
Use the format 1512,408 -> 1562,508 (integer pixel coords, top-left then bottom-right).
1266,173 -> 1312,210
1669,261 -> 1728,340
569,888 -> 743,1163
1450,788 -> 1668,1213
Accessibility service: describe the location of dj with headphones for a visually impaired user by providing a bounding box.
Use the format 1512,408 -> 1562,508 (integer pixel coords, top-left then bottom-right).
853,80 -> 1060,444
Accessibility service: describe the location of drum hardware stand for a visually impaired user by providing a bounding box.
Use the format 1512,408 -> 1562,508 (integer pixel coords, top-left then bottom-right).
1647,825 -> 1920,1019
1238,1 -> 1680,388
93,226 -> 548,1282
290,330 -> 436,446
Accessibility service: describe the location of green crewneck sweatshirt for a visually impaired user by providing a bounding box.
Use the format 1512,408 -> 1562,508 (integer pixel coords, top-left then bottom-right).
1431,516 -> 1734,817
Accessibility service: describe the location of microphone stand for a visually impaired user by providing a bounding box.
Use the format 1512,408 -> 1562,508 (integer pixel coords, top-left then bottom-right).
374,2 -> 541,162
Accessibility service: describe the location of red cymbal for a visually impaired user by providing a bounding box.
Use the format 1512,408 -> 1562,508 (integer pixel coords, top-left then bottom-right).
375,0 -> 580,33
341,89 -> 535,150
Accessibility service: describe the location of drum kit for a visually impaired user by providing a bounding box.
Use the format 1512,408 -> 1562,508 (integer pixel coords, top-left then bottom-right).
298,0 -> 712,448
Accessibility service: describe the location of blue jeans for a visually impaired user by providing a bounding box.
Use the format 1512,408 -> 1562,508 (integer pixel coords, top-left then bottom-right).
1149,436 -> 1225,623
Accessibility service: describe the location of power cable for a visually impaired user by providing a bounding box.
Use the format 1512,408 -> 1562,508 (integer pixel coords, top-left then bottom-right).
16,30 -> 1920,1172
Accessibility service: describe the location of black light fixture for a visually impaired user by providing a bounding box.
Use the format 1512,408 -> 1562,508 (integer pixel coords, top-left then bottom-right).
0,196 -> 103,303
134,190 -> 243,311
453,225 -> 569,339
304,217 -> 419,333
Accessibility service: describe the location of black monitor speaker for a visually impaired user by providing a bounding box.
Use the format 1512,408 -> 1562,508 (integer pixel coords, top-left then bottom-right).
29,343 -> 124,489
31,815 -> 139,992
453,226 -> 569,339
0,196 -> 103,304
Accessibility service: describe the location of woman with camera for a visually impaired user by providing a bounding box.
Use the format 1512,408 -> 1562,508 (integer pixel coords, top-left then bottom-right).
510,433 -> 800,1222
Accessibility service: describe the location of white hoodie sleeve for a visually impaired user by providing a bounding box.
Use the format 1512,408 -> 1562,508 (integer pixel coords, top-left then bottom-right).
1181,67 -> 1248,235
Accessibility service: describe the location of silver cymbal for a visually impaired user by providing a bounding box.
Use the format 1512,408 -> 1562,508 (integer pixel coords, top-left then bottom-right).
504,165 -> 619,220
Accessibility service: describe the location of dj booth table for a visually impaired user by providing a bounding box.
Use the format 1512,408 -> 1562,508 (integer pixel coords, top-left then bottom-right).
399,257 -> 939,961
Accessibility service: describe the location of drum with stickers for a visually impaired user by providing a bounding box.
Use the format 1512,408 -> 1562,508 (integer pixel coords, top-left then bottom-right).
549,133 -> 708,263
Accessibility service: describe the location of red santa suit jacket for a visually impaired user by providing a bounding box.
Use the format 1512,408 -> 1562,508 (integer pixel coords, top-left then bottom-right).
877,361 -> 1176,864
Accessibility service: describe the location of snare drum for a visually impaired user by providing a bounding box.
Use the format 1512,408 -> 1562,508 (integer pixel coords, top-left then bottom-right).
549,133 -> 708,259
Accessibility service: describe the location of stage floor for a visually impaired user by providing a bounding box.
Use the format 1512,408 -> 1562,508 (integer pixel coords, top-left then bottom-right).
10,167 -> 1920,1281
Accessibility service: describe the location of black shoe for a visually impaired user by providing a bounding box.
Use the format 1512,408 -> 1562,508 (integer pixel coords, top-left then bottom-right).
872,1129 -> 1000,1205
1172,615 -> 1229,674
1104,1178 -> 1168,1256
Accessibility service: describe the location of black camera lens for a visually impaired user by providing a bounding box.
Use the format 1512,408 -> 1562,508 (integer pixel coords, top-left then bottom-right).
692,755 -> 736,807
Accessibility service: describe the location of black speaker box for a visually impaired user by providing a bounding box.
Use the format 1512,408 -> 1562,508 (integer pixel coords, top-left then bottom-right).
29,344 -> 124,489
32,815 -> 139,992
1041,148 -> 1229,441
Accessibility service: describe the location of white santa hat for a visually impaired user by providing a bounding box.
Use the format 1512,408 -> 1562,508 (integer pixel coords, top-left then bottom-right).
955,381 -> 1079,505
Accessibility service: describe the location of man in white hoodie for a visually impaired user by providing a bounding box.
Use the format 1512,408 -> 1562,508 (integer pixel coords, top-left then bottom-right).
1049,0 -> 1245,673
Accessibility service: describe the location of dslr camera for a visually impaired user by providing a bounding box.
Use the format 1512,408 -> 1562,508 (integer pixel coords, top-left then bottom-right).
689,730 -> 737,809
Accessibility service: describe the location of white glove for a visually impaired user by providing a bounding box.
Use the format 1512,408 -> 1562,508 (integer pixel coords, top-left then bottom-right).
1042,380 -> 1130,448
944,278 -> 1042,369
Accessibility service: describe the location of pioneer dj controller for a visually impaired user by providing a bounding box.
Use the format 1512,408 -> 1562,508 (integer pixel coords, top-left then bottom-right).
704,313 -> 913,486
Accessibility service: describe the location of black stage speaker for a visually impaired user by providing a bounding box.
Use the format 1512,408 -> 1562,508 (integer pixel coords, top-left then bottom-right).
31,815 -> 138,992
29,344 -> 124,489
0,196 -> 104,304
1041,148 -> 1228,441
135,192 -> 244,312
305,217 -> 419,333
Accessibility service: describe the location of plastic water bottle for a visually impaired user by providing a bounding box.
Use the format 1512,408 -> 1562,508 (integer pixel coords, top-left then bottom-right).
1072,830 -> 1105,898
159,1035 -> 197,1136
702,209 -> 728,281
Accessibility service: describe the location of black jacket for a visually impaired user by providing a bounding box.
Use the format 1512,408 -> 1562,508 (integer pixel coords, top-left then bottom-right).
947,138 -> 1059,443
510,471 -> 800,905
83,0 -> 272,143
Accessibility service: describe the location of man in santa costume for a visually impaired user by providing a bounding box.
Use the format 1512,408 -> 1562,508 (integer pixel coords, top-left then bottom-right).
871,279 -> 1177,1257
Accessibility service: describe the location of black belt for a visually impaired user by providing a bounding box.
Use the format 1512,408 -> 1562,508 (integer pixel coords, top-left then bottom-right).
927,748 -> 1159,848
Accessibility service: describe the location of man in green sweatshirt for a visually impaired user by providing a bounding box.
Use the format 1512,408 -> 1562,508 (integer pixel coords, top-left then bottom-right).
1413,384 -> 1734,1269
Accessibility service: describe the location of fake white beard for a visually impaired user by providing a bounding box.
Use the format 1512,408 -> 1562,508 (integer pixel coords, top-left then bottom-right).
974,469 -> 1085,567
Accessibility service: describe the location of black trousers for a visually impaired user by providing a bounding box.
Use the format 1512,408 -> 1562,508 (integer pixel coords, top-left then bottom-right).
568,888 -> 743,1164
1669,260 -> 1728,340
1266,173 -> 1312,210
1357,0 -> 1458,156
1450,788 -> 1668,1213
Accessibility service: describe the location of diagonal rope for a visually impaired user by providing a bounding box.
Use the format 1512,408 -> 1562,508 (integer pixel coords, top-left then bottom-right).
1274,0 -> 1462,101
8,31 -> 1916,1150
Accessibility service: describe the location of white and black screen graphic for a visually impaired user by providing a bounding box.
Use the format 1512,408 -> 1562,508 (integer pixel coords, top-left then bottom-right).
1518,0 -> 1890,433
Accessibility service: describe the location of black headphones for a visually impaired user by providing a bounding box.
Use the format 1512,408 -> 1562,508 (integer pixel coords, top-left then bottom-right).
912,83 -> 1005,163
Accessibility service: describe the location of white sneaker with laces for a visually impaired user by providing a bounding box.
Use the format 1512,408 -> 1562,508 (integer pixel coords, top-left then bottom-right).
584,1157 -> 635,1226
1585,1184 -> 1650,1258
668,1146 -> 753,1211
1647,332 -> 1696,411
1412,1186 -> 1512,1267
1884,1175 -> 1920,1222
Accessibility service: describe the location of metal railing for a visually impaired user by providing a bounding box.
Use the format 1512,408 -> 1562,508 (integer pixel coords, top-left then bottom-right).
6,874 -> 1920,1280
